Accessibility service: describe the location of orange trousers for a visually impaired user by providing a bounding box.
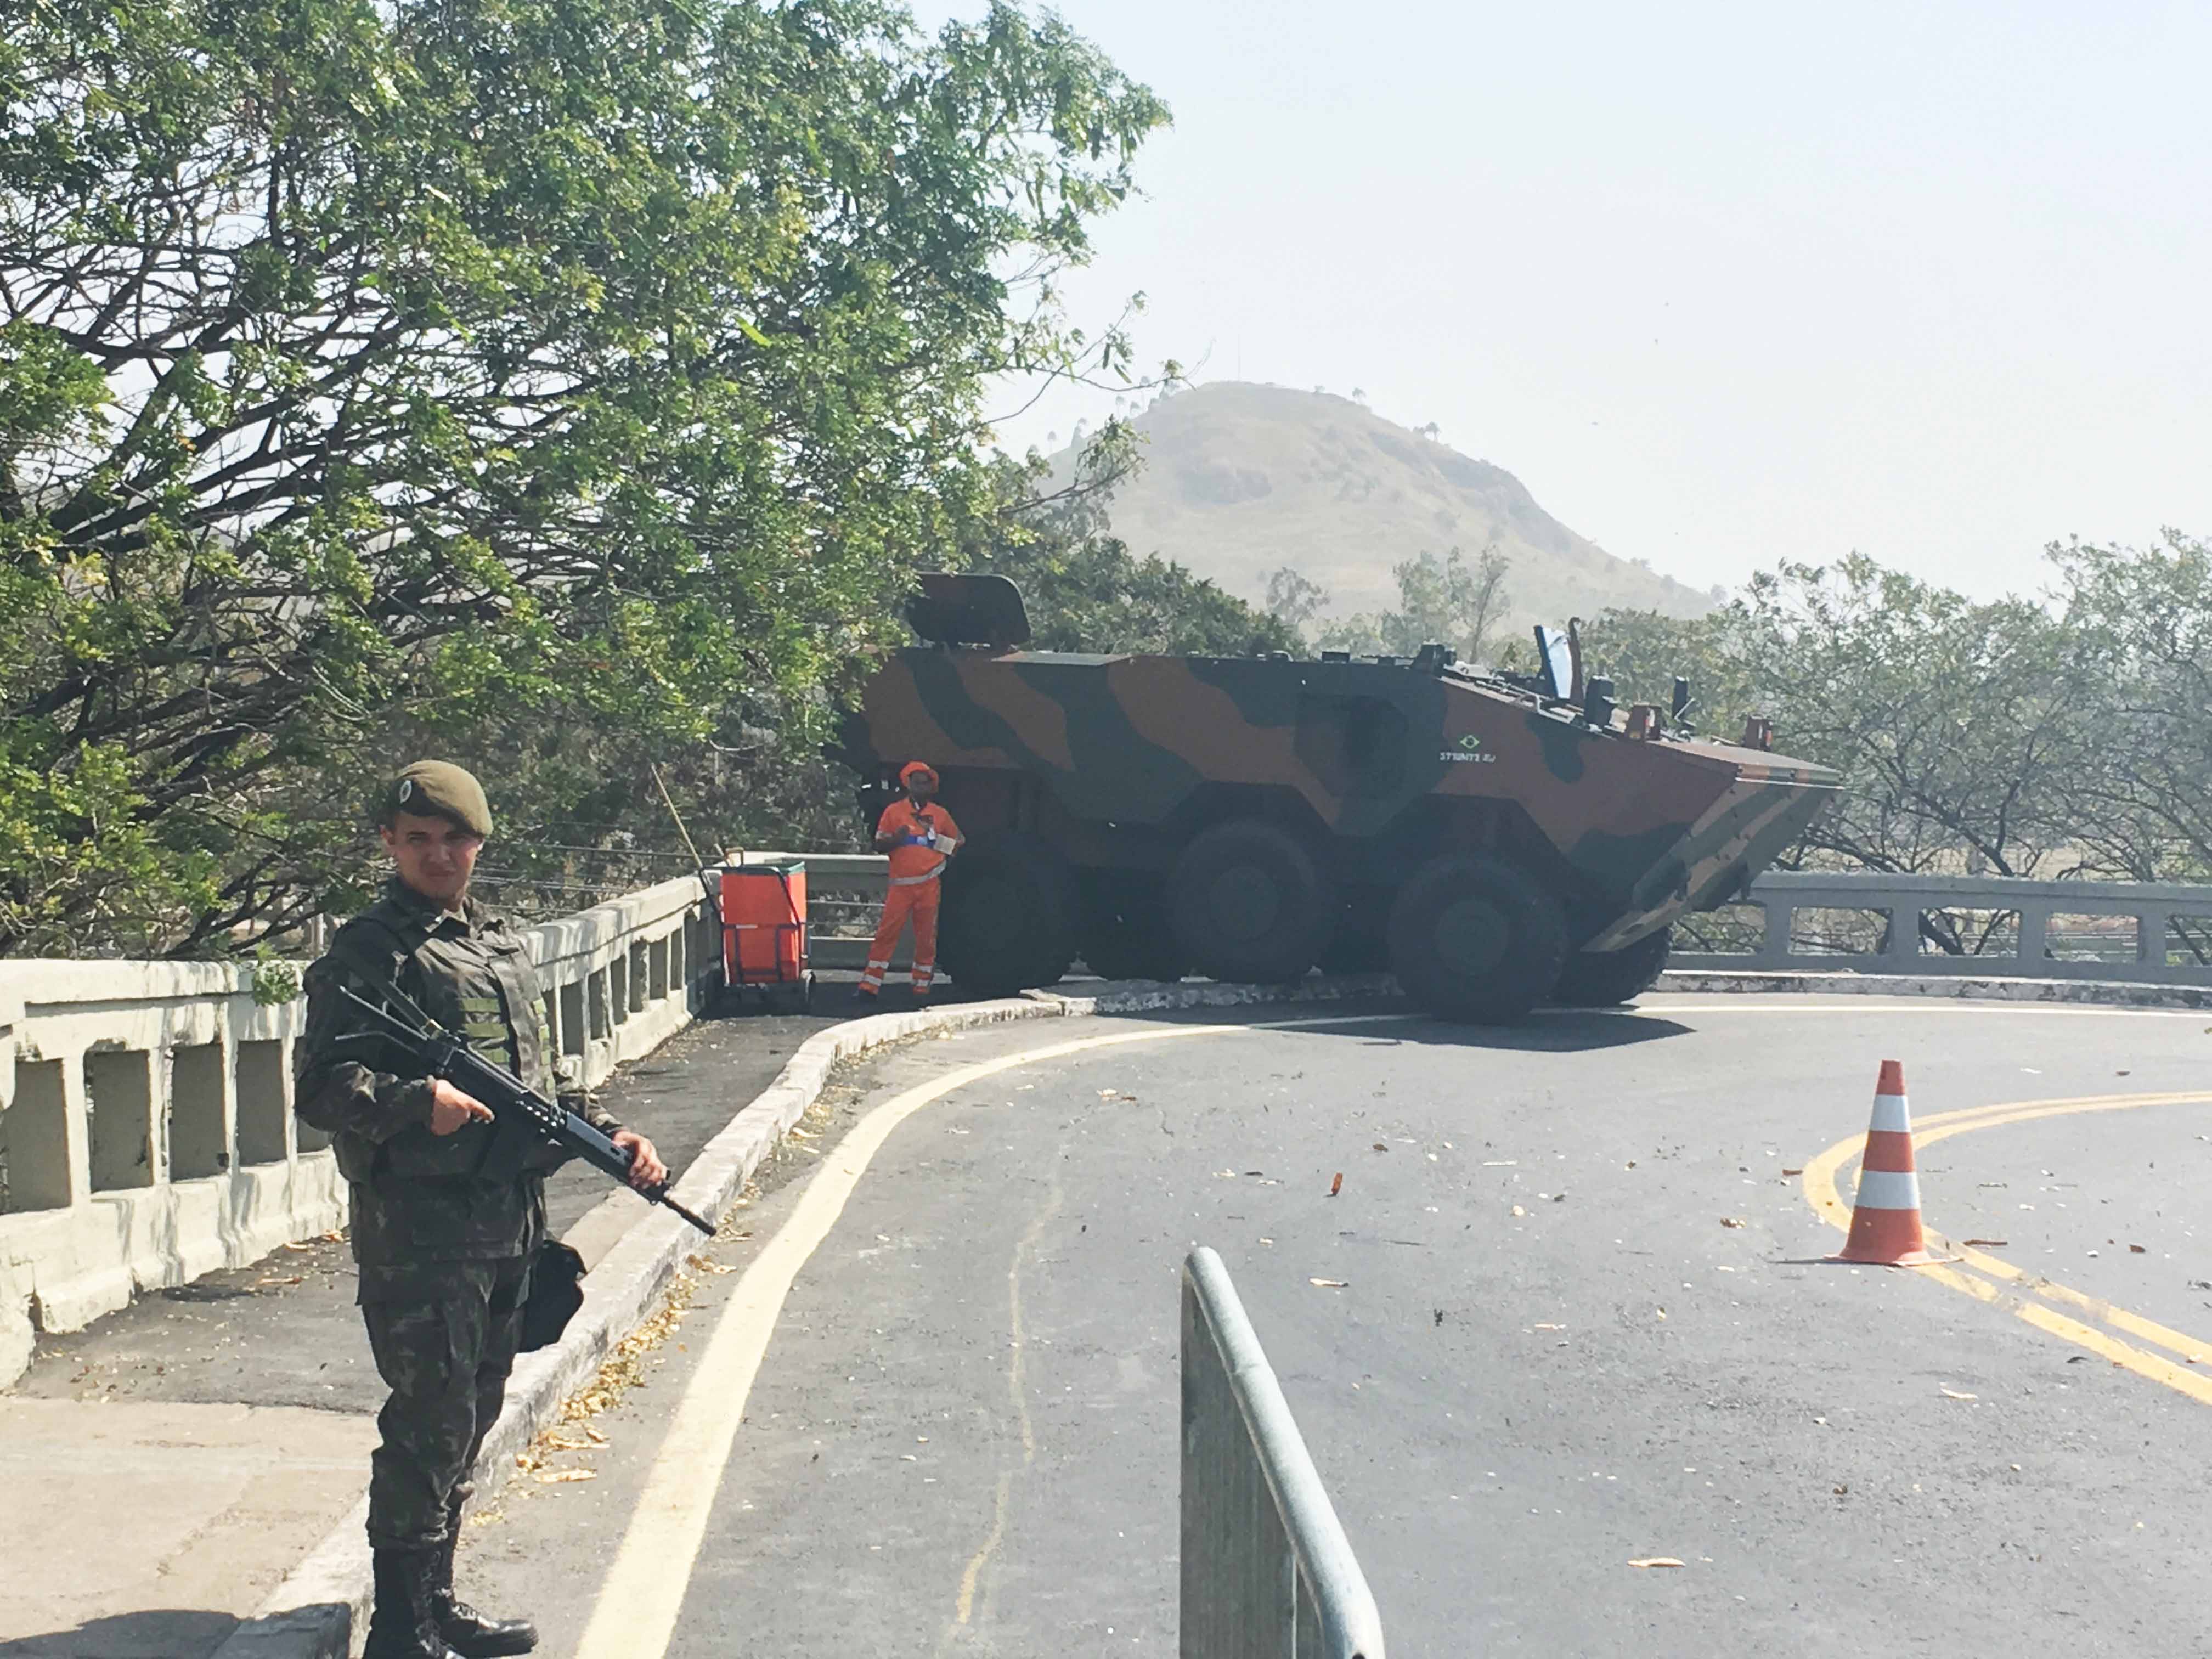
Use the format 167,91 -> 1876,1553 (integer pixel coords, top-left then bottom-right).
859,880 -> 939,996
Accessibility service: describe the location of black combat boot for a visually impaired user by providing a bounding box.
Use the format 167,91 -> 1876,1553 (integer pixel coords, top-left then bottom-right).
430,1522 -> 539,1657
364,1549 -> 466,1659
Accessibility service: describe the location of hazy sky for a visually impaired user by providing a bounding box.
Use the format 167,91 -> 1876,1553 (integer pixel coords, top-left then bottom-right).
921,0 -> 2212,600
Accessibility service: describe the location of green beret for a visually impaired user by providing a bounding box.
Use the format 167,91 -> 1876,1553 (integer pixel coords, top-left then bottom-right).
382,760 -> 493,838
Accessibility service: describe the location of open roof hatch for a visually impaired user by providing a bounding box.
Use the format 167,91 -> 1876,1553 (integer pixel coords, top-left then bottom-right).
906,572 -> 1032,649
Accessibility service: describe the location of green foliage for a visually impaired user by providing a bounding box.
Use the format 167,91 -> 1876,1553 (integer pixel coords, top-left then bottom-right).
978,452 -> 1294,658
1,0 -> 1166,952
2047,531 -> 2212,879
249,953 -> 302,1007
1263,566 -> 1329,637
1314,546 -> 1513,664
1584,547 -> 2212,884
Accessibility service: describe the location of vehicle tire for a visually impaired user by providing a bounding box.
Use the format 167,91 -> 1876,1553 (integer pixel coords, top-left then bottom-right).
938,832 -> 1076,996
1079,879 -> 1188,982
1386,855 -> 1568,1024
1167,820 -> 1337,984
1550,926 -> 1673,1006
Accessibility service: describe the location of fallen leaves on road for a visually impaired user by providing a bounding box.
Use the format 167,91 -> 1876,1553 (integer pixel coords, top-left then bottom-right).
1510,1205 -> 1527,1218
2130,1244 -> 2148,1254
1939,1387 -> 1978,1401
1310,1278 -> 1349,1289
1372,1142 -> 1389,1152
1962,1238 -> 2009,1248
1720,1217 -> 1747,1229
1781,1168 -> 1803,1177
1627,1558 -> 1684,1570
1329,1172 -> 1344,1197
537,1469 -> 596,1484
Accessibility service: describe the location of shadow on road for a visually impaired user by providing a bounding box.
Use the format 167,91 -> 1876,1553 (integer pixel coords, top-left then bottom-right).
0,1611 -> 235,1659
1107,998 -> 1696,1054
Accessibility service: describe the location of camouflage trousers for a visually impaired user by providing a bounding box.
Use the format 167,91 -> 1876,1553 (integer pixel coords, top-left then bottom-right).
360,1255 -> 532,1551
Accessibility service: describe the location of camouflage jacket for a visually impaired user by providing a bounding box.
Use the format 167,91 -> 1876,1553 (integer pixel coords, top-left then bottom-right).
295,878 -> 622,1271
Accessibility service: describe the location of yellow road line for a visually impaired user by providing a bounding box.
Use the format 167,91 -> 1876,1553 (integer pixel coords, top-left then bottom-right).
1802,1090 -> 2212,1400
572,1011 -> 1410,1659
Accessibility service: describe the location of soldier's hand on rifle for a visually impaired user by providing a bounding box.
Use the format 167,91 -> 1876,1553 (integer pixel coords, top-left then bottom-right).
428,1079 -> 496,1136
613,1130 -> 667,1190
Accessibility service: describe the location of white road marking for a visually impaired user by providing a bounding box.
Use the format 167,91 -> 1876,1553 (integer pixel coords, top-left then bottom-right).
573,1014 -> 1404,1659
573,993 -> 2181,1654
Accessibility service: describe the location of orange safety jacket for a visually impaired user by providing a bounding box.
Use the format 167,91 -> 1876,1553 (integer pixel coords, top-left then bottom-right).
877,801 -> 963,887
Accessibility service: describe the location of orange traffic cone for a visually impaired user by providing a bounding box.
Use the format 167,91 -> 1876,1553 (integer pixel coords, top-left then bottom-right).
1832,1060 -> 1945,1266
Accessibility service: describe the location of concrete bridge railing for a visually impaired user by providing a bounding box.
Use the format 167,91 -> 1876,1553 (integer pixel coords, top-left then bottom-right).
772,857 -> 2212,989
1674,871 -> 2212,986
0,873 -> 719,1387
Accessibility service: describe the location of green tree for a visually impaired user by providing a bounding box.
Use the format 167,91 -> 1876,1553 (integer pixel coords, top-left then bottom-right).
2047,531 -> 2212,881
1588,557 -> 2085,879
0,0 -> 1167,953
1318,545 -> 1512,664
1263,565 -> 1330,641
979,451 -> 1293,658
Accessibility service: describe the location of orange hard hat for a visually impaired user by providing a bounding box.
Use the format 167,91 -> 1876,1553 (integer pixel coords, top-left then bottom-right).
899,761 -> 938,786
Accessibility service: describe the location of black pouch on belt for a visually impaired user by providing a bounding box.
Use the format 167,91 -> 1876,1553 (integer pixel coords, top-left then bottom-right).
520,1239 -> 586,1352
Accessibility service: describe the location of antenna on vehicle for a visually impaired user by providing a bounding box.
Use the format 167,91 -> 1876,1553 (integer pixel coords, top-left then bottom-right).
1672,676 -> 1698,734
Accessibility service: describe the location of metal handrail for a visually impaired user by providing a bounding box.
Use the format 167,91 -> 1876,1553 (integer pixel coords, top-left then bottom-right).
1181,1247 -> 1386,1659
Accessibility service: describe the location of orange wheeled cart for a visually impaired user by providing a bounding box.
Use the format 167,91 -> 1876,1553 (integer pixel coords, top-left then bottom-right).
714,856 -> 812,1013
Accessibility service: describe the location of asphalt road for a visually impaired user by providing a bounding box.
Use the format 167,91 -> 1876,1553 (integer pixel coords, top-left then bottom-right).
450,994 -> 2212,1656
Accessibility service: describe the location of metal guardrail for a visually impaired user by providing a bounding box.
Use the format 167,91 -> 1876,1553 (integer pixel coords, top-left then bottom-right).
748,854 -> 2212,988
1674,871 -> 2212,986
1180,1247 -> 1386,1659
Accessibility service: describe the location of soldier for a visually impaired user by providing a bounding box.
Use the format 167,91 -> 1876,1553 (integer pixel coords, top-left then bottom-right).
859,761 -> 963,1002
295,761 -> 666,1659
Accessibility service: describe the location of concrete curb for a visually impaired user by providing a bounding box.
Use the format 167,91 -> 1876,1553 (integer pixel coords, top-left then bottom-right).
1656,968 -> 2212,1009
213,974 -> 1394,1658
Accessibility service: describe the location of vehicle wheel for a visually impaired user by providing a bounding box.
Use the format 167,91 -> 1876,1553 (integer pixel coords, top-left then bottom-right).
1550,926 -> 1673,1006
1168,820 -> 1336,984
1387,855 -> 1568,1023
938,832 -> 1076,996
1079,879 -> 1188,982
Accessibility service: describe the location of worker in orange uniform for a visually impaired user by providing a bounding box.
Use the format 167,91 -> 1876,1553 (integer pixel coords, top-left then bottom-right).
860,763 -> 963,1002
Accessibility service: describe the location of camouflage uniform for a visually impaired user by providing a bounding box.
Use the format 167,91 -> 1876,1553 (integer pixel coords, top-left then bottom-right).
296,876 -> 623,1555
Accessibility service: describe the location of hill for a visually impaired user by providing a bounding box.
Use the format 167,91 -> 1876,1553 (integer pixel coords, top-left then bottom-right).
1046,381 -> 1712,630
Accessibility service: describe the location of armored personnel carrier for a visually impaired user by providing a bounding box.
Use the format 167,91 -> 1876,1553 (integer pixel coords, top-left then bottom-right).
840,573 -> 1839,1021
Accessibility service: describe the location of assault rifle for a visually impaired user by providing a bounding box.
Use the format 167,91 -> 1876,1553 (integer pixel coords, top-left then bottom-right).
335,982 -> 715,1235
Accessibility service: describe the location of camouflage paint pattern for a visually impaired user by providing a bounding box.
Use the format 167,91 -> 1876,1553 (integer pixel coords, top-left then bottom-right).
859,646 -> 1841,941
295,878 -> 619,1271
361,1255 -> 532,1550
